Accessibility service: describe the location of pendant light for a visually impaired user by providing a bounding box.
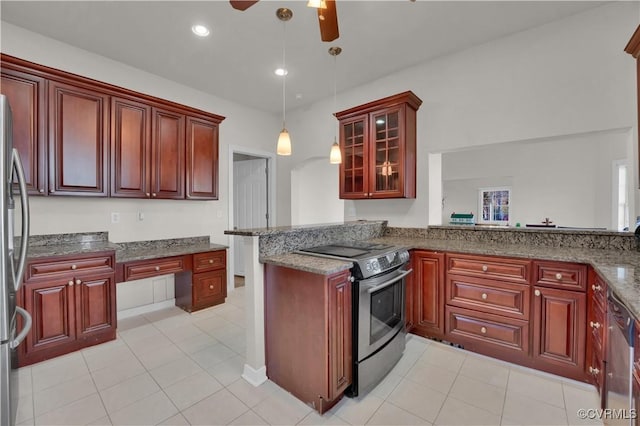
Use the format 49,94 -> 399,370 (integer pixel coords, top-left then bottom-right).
328,46 -> 342,164
276,8 -> 293,156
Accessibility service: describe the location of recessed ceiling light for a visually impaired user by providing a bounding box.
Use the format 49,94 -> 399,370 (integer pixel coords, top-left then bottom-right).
191,25 -> 210,37
275,68 -> 288,76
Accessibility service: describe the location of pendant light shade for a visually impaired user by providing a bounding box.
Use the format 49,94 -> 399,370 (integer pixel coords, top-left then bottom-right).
276,8 -> 293,156
328,46 -> 342,164
277,129 -> 292,156
329,138 -> 341,164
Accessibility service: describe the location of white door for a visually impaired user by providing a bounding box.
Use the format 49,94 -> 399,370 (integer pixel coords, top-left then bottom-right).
233,157 -> 268,276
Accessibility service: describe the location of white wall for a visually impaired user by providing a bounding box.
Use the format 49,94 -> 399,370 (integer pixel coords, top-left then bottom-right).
1,22 -> 284,244
441,130 -> 631,229
286,2 -> 639,227
290,157 -> 343,225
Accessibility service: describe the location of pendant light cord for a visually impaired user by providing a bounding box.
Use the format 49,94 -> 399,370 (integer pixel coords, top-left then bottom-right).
282,20 -> 287,129
333,52 -> 337,141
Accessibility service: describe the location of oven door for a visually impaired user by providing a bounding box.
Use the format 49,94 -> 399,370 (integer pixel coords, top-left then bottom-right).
357,266 -> 411,361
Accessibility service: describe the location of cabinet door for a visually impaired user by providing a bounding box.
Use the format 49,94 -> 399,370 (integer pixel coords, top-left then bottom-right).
75,273 -> 116,338
412,251 -> 445,339
151,108 -> 185,199
48,81 -> 109,196
0,68 -> 47,195
339,115 -> 368,199
369,106 -> 405,198
327,271 -> 352,401
532,286 -> 586,379
186,116 -> 218,200
23,279 -> 76,356
193,269 -> 226,309
111,97 -> 151,198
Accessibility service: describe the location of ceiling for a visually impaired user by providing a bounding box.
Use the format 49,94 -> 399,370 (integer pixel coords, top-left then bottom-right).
1,1 -> 606,114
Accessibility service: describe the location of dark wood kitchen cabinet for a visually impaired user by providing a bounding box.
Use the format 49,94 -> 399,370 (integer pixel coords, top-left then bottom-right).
111,96 -> 152,198
48,80 -> 109,196
586,269 -> 607,407
186,116 -> 220,200
0,67 -> 47,195
175,250 -> 227,312
18,251 -> 116,366
411,250 -> 445,339
151,107 -> 185,199
531,261 -> 587,381
335,91 -> 422,199
265,264 -> 352,414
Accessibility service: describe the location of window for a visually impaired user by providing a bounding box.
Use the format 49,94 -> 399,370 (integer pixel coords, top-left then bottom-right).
478,187 -> 510,225
615,161 -> 629,231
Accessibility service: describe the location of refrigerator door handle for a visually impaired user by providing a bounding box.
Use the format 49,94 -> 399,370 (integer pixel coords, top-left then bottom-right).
12,148 -> 29,291
10,306 -> 32,350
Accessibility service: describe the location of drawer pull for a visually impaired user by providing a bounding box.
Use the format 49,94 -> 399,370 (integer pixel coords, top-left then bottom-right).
209,285 -> 214,290
209,259 -> 214,264
76,279 -> 82,285
590,321 -> 601,329
481,265 -> 488,272
592,284 -> 602,292
71,264 -> 77,270
480,326 -> 487,334
68,280 -> 74,287
534,289 -> 541,297
155,266 -> 160,271
481,293 -> 488,300
555,273 -> 563,280
589,366 -> 600,375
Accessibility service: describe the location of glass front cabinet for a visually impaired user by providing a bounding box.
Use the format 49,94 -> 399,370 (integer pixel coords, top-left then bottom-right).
336,91 -> 422,199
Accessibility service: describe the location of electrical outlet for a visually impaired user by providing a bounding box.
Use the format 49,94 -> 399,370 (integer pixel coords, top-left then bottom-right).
137,212 -> 145,221
111,212 -> 120,224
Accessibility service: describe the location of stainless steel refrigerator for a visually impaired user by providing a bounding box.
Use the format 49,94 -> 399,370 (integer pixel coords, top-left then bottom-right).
0,94 -> 31,426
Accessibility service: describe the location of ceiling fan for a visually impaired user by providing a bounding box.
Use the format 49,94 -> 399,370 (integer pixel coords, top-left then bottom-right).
229,0 -> 339,42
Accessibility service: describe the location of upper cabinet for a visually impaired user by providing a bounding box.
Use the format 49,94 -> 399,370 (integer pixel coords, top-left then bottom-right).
48,80 -> 109,196
0,54 -> 225,200
0,68 -> 47,195
335,91 -> 422,199
625,25 -> 640,188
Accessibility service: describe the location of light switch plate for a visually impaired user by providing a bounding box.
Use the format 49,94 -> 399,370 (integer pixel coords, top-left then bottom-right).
111,212 -> 120,223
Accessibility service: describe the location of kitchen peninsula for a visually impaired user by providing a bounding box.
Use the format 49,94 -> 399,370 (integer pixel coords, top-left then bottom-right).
227,221 -> 639,411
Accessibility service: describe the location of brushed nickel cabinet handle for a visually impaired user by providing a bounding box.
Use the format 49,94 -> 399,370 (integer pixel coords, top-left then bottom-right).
155,266 -> 160,271
589,366 -> 600,375
209,285 -> 214,290
481,293 -> 488,300
152,193 -> 157,197
68,280 -> 74,286
480,327 -> 487,334
555,273 -> 563,280
481,265 -> 488,272
71,264 -> 77,270
535,289 -> 541,297
145,192 -> 150,197
590,321 -> 601,329
209,259 -> 214,264
592,284 -> 602,292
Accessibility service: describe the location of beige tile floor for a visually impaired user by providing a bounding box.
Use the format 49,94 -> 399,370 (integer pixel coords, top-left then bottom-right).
15,286 -> 605,426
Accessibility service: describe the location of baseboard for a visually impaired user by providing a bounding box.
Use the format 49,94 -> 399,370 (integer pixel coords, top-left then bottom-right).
242,364 -> 267,387
117,299 -> 176,320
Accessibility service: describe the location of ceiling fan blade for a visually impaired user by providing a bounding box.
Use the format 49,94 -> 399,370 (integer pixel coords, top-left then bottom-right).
230,0 -> 259,11
318,0 -> 339,42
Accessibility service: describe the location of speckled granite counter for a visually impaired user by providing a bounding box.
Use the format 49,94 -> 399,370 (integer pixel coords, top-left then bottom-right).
24,232 -> 227,263
25,232 -> 119,259
262,253 -> 352,275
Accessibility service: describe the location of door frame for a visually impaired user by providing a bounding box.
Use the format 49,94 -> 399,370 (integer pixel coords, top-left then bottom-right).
227,145 -> 276,290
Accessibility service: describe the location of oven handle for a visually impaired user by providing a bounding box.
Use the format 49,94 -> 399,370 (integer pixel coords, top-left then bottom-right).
366,268 -> 413,294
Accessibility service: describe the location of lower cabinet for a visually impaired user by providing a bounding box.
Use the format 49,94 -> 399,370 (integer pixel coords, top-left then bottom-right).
411,250 -> 445,339
532,285 -> 586,381
264,264 -> 352,414
19,252 -> 116,366
175,250 -> 227,312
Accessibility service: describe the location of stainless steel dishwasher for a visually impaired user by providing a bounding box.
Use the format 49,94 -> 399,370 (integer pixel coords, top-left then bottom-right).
606,289 -> 636,425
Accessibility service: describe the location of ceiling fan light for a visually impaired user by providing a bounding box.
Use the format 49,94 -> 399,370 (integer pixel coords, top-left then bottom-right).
277,129 -> 292,156
329,140 -> 342,164
307,0 -> 327,9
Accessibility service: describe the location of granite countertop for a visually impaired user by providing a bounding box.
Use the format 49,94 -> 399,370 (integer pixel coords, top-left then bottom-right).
24,232 -> 227,263
224,220 -> 387,237
263,253 -> 352,275
262,235 -> 640,318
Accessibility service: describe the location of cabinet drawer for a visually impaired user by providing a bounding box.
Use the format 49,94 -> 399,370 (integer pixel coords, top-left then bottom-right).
446,306 -> 529,355
123,256 -> 185,281
193,270 -> 226,308
533,261 -> 587,291
446,254 -> 530,283
591,276 -> 607,310
28,253 -> 114,279
446,276 -> 530,320
193,250 -> 226,273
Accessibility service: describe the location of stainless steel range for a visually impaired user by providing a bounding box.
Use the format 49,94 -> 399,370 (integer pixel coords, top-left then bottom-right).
298,241 -> 411,396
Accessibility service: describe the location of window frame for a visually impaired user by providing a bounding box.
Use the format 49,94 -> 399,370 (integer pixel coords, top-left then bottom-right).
478,186 -> 511,225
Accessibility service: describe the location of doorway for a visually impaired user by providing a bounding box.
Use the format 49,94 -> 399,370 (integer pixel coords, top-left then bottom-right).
228,146 -> 275,287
